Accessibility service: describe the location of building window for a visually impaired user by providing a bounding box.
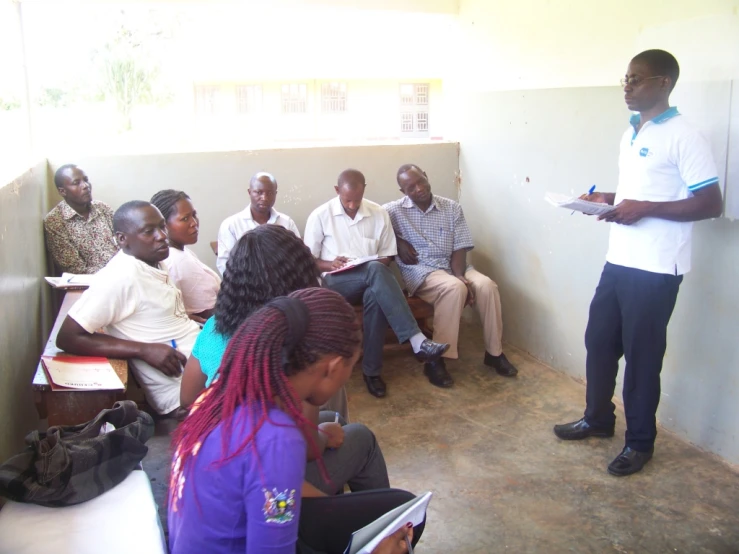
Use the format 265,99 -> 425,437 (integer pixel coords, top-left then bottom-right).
399,83 -> 428,106
321,82 -> 347,113
401,113 -> 414,132
236,85 -> 262,114
400,84 -> 415,105
281,83 -> 307,114
416,112 -> 428,132
194,85 -> 220,115
399,83 -> 430,136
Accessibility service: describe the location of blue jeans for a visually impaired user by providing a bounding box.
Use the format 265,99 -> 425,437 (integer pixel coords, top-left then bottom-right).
323,261 -> 421,377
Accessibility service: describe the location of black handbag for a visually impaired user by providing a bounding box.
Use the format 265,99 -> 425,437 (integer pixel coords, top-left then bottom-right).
0,400 -> 154,507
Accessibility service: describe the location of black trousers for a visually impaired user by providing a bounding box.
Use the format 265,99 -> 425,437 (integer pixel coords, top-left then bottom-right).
584,262 -> 682,452
298,489 -> 425,554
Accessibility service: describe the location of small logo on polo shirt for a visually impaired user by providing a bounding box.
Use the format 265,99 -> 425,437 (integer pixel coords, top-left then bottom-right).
639,147 -> 651,157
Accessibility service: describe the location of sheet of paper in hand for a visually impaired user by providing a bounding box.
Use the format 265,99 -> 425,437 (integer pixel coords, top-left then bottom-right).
326,255 -> 380,275
344,491 -> 432,554
545,192 -> 616,216
41,356 -> 125,391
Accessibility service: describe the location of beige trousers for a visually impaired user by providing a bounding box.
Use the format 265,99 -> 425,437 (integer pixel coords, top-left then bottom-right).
415,269 -> 503,359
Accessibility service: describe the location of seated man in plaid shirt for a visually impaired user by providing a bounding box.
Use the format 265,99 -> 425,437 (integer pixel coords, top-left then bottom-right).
384,164 -> 518,387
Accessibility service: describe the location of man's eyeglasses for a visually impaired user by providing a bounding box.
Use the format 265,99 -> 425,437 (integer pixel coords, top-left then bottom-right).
620,75 -> 665,87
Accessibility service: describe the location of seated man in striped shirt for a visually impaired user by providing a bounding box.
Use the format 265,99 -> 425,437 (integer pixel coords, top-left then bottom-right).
384,164 -> 518,387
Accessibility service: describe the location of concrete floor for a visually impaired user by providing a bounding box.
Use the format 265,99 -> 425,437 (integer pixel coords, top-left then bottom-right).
144,321 -> 739,553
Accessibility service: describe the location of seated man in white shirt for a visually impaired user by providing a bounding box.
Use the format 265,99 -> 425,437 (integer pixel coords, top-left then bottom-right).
304,169 -> 449,398
57,201 -> 202,417
216,172 -> 300,275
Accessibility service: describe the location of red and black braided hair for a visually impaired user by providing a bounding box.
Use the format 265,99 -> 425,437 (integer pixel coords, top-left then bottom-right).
172,287 -> 361,477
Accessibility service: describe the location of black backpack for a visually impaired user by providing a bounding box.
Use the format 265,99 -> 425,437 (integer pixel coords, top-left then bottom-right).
0,400 -> 154,507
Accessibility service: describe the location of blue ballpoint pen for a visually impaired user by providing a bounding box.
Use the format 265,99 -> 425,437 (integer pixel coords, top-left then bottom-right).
572,185 -> 596,215
171,339 -> 177,349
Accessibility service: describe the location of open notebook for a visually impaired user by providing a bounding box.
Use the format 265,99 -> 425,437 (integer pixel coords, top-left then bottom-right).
344,491 -> 432,554
41,356 -> 124,391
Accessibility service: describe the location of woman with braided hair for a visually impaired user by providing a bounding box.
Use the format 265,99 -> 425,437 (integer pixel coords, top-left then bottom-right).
150,189 -> 221,322
179,223 -> 388,501
178,224 -> 340,412
168,288 -> 424,554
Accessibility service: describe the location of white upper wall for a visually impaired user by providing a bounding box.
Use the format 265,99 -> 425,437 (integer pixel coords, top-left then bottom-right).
451,0 -> 739,91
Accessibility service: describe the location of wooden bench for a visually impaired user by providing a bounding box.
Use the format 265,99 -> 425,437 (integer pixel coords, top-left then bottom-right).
33,290 -> 129,426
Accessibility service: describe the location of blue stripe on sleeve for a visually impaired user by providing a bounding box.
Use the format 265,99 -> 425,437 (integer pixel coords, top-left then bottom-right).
688,177 -> 719,192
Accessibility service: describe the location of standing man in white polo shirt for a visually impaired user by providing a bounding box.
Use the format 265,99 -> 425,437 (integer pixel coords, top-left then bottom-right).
216,172 -> 300,275
554,50 -> 723,476
57,201 -> 202,417
304,169 -> 449,398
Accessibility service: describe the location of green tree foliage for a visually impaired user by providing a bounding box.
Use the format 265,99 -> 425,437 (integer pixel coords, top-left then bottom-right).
94,10 -> 175,131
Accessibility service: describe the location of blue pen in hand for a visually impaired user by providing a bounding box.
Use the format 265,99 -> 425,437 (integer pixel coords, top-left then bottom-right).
572,185 -> 596,215
170,339 -> 177,350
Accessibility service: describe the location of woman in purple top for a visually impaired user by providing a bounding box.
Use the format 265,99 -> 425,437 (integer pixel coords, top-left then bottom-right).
168,288 -> 423,554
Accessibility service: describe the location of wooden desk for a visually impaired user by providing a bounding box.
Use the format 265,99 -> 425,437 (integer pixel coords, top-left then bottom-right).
33,291 -> 129,426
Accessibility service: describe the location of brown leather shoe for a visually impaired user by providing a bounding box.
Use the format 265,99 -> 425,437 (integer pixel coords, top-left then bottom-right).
424,359 -> 454,388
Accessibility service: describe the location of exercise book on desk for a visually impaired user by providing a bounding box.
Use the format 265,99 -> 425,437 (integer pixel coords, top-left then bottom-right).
344,491 -> 432,554
45,273 -> 96,290
41,356 -> 124,391
545,192 -> 616,216
326,255 -> 380,275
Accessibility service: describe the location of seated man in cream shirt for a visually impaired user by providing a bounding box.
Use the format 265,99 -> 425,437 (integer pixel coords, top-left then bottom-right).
57,201 -> 202,417
216,172 -> 300,275
303,169 -> 449,399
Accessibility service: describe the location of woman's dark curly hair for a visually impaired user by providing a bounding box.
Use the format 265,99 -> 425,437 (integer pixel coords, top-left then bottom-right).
214,224 -> 319,336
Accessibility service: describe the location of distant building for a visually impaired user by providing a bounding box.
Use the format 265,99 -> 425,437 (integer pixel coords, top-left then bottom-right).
191,78 -> 444,143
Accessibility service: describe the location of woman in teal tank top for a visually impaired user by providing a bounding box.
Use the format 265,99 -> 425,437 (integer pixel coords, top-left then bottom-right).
180,225 -> 320,406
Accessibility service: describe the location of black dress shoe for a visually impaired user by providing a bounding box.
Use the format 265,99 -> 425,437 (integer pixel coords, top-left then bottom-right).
423,359 -> 454,388
483,352 -> 518,377
363,375 -> 387,398
608,446 -> 653,476
414,339 -> 450,363
553,418 -> 614,440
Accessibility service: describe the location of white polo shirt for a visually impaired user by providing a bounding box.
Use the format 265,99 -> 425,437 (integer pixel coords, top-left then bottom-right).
216,205 -> 300,275
67,250 -> 201,414
304,197 -> 398,262
606,107 -> 719,275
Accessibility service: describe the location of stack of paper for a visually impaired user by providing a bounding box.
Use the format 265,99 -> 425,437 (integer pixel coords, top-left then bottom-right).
545,192 -> 616,216
41,356 -> 124,391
